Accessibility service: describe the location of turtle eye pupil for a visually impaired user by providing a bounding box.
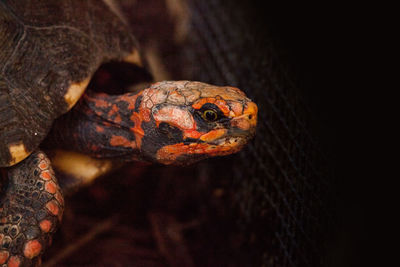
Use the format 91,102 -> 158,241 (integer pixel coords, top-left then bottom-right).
203,109 -> 218,122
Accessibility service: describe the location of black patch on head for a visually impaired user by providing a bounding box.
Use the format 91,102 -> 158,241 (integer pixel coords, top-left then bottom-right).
134,95 -> 143,113
193,103 -> 230,132
158,122 -> 184,140
140,120 -> 185,162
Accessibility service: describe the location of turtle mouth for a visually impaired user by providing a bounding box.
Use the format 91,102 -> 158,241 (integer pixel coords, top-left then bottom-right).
208,136 -> 247,146
207,128 -> 255,147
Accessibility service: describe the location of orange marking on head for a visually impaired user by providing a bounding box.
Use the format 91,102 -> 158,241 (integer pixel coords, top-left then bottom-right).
40,171 -> 52,181
156,143 -> 204,164
183,130 -> 203,139
192,98 -> 230,116
0,250 -> 9,264
23,239 -> 42,259
45,181 -> 57,194
199,129 -> 227,142
39,220 -> 52,233
243,101 -> 258,128
110,136 -> 136,149
229,101 -> 243,116
192,98 -> 216,109
156,141 -> 243,165
38,162 -> 48,170
46,201 -> 60,216
7,255 -> 21,267
214,99 -> 230,115
96,126 -> 105,132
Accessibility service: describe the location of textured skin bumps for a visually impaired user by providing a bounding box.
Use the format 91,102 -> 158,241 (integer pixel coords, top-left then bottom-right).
0,151 -> 64,266
0,0 -> 139,167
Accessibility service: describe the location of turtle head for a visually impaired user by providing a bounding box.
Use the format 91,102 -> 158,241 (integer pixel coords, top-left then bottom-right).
137,81 -> 258,165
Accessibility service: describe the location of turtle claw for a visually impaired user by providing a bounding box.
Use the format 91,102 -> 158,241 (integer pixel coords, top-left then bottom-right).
0,151 -> 64,266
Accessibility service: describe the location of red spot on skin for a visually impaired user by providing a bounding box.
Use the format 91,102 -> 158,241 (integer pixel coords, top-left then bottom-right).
45,181 -> 57,194
93,98 -> 109,108
110,136 -> 136,149
38,162 -> 48,170
23,240 -> 42,259
40,171 -> 52,181
39,220 -> 52,233
96,126 -> 105,132
7,256 -> 21,267
46,201 -> 59,216
0,250 -> 9,264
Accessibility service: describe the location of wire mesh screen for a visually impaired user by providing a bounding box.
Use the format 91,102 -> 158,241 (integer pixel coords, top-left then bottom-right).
181,0 -> 336,266
35,0 -> 337,266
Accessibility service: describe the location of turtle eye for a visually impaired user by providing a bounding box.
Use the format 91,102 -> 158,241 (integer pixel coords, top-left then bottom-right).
202,109 -> 218,122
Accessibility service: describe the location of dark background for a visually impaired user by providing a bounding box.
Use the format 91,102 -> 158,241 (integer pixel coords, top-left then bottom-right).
258,2 -> 374,266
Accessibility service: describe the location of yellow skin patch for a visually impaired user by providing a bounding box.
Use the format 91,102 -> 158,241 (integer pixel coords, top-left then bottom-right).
64,77 -> 91,110
8,142 -> 29,166
50,150 -> 115,187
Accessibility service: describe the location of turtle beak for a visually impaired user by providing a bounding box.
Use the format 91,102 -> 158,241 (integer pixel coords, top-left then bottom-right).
230,101 -> 258,136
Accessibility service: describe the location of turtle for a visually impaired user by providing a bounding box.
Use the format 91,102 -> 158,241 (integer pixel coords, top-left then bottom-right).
0,1 -> 258,266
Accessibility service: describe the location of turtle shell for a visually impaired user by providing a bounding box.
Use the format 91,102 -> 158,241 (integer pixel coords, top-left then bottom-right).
0,0 -> 141,167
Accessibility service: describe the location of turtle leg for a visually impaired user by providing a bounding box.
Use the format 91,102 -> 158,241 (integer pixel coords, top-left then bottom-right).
0,151 -> 64,266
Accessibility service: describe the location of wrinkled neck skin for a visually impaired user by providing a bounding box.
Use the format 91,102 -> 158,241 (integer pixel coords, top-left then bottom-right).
48,81 -> 258,165
48,91 -> 145,162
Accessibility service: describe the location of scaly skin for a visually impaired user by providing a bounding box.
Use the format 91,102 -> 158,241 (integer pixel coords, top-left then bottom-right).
0,80 -> 257,266
0,151 -> 63,267
49,81 -> 258,165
